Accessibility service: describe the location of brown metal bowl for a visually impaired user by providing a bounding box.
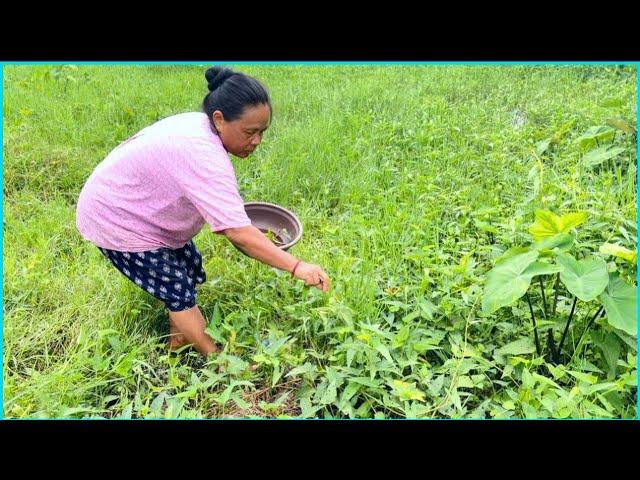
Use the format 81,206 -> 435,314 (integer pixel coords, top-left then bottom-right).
244,201 -> 303,251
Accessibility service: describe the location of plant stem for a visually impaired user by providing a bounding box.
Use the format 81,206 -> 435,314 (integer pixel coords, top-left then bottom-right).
546,329 -> 559,365
575,305 -> 605,351
552,273 -> 560,315
557,296 -> 578,355
538,276 -> 548,318
526,293 -> 541,356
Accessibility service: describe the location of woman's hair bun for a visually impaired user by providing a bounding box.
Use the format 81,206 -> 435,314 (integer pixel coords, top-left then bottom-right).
205,66 -> 236,91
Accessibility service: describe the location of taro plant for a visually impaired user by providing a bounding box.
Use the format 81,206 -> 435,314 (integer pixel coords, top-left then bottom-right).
482,209 -> 637,365
578,120 -> 636,169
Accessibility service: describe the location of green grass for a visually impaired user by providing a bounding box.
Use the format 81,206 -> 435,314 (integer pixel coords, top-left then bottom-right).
3,64 -> 638,418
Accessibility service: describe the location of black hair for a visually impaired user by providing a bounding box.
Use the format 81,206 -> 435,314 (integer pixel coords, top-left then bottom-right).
202,66 -> 271,123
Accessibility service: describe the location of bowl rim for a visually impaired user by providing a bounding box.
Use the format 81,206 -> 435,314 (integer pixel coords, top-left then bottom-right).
243,201 -> 303,250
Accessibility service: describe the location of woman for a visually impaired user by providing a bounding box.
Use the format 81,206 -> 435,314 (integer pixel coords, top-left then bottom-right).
76,66 -> 331,358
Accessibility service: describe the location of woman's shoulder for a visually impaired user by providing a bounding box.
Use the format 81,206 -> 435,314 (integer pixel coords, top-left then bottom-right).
141,112 -> 218,145
149,113 -> 227,160
150,112 -> 208,132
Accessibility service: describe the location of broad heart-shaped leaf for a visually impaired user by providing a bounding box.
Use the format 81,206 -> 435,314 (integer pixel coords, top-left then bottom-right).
532,233 -> 574,255
528,210 -> 588,241
483,251 -> 542,315
599,274 -> 637,336
522,261 -> 563,277
599,243 -> 637,264
581,146 -> 626,168
575,125 -> 616,149
556,253 -> 609,301
606,118 -> 637,134
495,246 -> 531,265
590,330 -> 622,379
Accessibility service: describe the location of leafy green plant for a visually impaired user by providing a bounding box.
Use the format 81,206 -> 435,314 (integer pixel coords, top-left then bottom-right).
482,209 -> 637,365
576,121 -> 636,169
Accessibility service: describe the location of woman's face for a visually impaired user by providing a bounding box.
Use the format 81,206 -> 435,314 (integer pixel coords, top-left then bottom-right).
212,103 -> 271,158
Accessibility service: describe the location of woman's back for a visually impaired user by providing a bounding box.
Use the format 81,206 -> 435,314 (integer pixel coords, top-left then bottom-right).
76,112 -> 250,252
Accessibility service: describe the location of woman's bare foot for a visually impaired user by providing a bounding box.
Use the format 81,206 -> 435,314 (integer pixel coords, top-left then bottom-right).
167,335 -> 223,354
168,321 -> 190,351
167,335 -> 190,351
166,307 -> 220,357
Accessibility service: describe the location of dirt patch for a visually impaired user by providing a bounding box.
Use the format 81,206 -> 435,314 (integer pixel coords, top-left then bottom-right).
217,378 -> 303,418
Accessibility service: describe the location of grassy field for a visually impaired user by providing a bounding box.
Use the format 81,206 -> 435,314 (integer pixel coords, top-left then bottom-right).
2,64 -> 637,419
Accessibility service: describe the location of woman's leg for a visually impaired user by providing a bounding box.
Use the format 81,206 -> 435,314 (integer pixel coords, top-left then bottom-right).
168,305 -> 220,357
168,317 -> 188,350
97,246 -> 216,355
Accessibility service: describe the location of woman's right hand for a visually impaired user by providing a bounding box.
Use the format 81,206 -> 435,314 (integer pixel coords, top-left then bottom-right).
293,261 -> 331,292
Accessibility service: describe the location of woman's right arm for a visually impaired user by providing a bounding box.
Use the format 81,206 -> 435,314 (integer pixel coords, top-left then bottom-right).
222,225 -> 331,292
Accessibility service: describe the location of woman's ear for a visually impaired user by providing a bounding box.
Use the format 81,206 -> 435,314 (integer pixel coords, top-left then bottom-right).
212,110 -> 225,133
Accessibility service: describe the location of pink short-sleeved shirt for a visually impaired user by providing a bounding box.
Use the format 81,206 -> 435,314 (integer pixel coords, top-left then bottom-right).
76,112 -> 251,252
